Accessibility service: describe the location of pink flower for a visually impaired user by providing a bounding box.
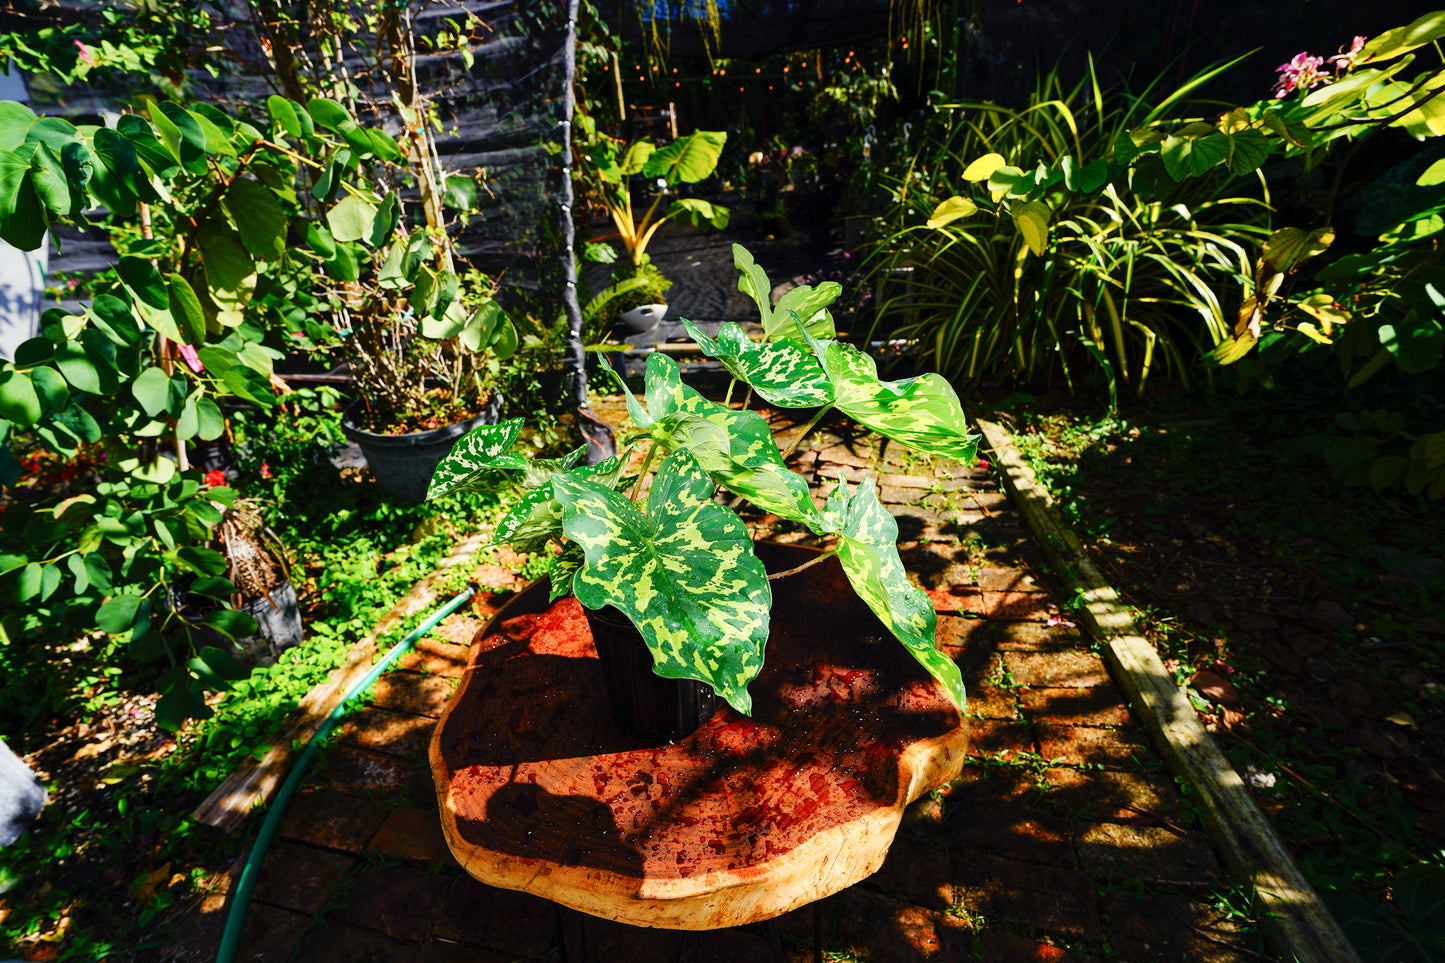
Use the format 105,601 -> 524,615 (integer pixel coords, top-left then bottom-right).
1329,35 -> 1367,72
260,463 -> 273,479
1273,52 -> 1329,99
73,40 -> 98,67
177,343 -> 205,373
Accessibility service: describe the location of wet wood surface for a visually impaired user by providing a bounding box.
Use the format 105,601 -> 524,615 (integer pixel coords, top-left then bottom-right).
430,546 -> 969,930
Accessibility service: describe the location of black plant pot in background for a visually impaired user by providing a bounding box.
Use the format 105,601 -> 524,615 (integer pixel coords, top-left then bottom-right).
583,605 -> 720,742
340,395 -> 502,502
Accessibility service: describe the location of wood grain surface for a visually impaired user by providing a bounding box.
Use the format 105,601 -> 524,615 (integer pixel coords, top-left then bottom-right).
430,545 -> 969,929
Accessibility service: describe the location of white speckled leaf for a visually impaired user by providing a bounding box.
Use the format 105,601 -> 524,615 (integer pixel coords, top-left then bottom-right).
426,418 -> 528,499
640,353 -> 818,525
555,449 -> 770,715
800,326 -> 979,462
495,453 -> 627,549
684,320 -> 834,408
519,445 -> 585,488
819,477 -> 965,711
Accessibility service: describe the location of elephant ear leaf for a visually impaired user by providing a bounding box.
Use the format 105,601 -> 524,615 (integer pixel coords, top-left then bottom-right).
684,320 -> 833,408
733,243 -> 774,330
800,325 -> 979,462
641,353 -> 819,526
555,449 -> 771,715
426,418 -> 527,499
766,282 -> 839,342
819,477 -> 964,711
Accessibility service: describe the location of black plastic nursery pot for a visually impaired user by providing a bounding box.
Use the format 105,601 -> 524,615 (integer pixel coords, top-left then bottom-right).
340,395 -> 502,502
583,604 -> 721,742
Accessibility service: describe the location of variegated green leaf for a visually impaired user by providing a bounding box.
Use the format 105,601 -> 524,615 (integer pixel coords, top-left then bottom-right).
819,477 -> 965,711
767,283 -> 839,341
426,418 -> 528,499
556,449 -> 771,715
733,242 -> 772,329
519,444 -> 585,488
684,320 -> 834,408
638,353 -> 818,525
730,243 -> 838,342
496,453 -> 627,549
799,326 -> 979,462
596,355 -> 655,430
548,545 -> 585,603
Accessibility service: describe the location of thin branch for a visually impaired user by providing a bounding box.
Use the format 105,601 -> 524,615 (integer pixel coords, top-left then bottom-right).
766,549 -> 838,581
779,405 -> 831,461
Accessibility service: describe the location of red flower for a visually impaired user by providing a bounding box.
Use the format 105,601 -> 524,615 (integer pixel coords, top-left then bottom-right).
260,463 -> 273,479
203,469 -> 226,488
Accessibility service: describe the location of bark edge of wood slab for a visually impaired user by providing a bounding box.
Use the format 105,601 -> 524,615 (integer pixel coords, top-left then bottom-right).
429,544 -> 969,930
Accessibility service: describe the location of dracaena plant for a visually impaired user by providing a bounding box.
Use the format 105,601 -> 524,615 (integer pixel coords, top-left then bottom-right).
428,244 -> 977,716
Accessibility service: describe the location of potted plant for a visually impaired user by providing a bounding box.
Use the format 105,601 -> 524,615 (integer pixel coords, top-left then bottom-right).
576,126 -> 731,331
427,244 -> 976,737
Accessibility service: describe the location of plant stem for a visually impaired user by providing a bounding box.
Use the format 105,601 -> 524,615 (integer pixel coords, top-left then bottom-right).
766,549 -> 838,581
779,405 -> 831,461
723,377 -> 735,406
628,441 -> 659,504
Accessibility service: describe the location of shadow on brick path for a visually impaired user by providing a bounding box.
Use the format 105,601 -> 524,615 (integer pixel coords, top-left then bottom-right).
164,407 -> 1265,963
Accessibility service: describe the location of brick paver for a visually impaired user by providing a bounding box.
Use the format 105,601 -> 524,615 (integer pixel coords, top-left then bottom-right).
169,405 -> 1261,962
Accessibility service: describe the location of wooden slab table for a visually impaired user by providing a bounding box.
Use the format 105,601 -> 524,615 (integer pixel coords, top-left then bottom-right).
430,548 -> 969,930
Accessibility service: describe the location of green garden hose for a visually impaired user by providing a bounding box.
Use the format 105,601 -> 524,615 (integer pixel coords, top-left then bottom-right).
214,582 -> 479,963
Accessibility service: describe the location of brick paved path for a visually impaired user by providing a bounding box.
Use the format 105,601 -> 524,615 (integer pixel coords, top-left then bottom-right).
167,407 -> 1260,963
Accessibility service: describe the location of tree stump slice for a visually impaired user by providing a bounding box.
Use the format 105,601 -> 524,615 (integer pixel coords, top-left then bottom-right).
430,545 -> 968,930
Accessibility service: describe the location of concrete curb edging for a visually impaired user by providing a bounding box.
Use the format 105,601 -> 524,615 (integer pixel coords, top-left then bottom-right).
973,417 -> 1363,963
191,528 -> 494,835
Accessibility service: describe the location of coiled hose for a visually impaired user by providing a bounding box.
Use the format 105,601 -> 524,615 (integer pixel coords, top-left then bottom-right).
215,582 -> 479,963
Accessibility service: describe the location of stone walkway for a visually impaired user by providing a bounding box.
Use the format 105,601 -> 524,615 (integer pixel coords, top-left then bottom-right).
166,407 -> 1261,963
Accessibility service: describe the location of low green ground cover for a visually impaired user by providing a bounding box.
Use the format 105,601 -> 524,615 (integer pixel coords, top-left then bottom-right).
0,390 -> 511,961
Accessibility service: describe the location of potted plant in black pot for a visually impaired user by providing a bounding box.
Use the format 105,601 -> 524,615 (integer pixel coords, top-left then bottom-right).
331,261 -> 517,502
426,244 -> 977,738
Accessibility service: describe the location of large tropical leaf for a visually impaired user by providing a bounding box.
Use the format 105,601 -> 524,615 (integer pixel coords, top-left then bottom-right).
665,197 -> 730,230
425,418 -> 527,499
556,449 -> 770,715
733,243 -> 772,326
633,353 -> 818,525
799,327 -> 979,462
730,243 -> 837,341
642,130 -> 726,186
818,478 -> 965,711
767,283 -> 839,341
683,320 -> 833,408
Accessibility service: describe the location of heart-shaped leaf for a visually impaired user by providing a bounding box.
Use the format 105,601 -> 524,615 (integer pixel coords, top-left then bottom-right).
556,449 -> 770,715
799,327 -> 978,462
684,320 -> 833,408
426,418 -> 527,499
819,477 -> 964,710
641,130 -> 726,185
926,196 -> 978,229
634,353 -> 818,525
768,283 -> 839,341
